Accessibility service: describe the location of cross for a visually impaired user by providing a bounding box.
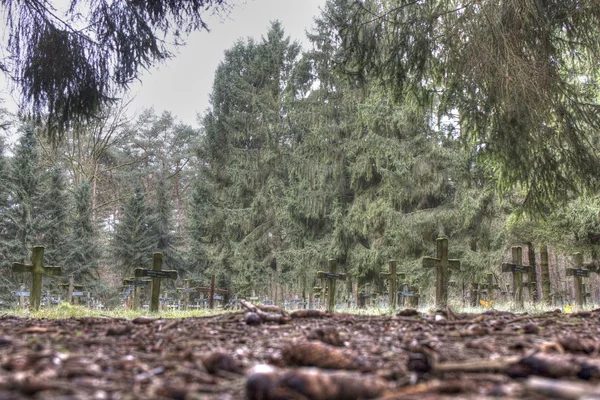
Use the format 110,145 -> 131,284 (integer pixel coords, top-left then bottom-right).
501,246 -> 530,307
12,246 -> 62,311
566,253 -> 589,308
422,237 -> 461,308
192,275 -> 229,309
316,259 -> 346,312
479,273 -> 500,301
401,284 -> 420,308
134,253 -> 178,312
470,282 -> 479,307
13,284 -> 30,310
177,279 -> 195,311
380,260 -> 405,309
58,275 -> 85,305
123,277 -> 150,310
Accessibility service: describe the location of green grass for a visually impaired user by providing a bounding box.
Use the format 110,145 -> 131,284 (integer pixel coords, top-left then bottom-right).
2,299 -> 596,319
2,302 -> 230,319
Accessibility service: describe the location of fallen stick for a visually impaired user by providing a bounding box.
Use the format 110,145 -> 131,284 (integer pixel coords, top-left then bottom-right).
433,356 -> 521,373
525,376 -> 600,399
240,299 -> 291,324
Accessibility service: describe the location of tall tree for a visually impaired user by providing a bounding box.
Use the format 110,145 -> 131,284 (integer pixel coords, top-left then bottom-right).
1,0 -> 232,136
3,125 -> 44,262
199,21 -> 301,295
111,186 -> 156,277
330,0 -> 600,212
65,181 -> 101,283
39,167 -> 69,266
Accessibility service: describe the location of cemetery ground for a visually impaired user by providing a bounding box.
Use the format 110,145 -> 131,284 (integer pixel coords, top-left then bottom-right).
1,303 -> 600,399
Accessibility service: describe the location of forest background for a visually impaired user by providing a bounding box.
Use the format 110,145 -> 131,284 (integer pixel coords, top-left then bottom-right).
1,0 -> 600,308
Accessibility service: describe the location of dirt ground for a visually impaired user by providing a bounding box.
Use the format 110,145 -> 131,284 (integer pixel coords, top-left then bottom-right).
1,304 -> 600,399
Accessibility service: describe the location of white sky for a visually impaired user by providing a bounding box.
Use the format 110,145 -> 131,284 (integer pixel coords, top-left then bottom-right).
0,0 -> 327,129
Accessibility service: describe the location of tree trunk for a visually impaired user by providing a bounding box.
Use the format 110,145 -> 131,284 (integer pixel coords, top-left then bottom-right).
540,244 -> 551,306
526,242 -> 538,302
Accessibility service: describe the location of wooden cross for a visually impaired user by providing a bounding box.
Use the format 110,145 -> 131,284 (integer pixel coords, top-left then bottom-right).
401,284 -> 420,308
192,275 -> 229,309
422,237 -> 461,308
380,260 -> 405,309
12,246 -> 62,311
123,277 -> 150,310
501,246 -> 530,308
177,279 -> 195,311
479,273 -> 500,301
134,253 -> 177,312
58,275 -> 85,305
13,284 -> 29,310
316,259 -> 346,312
566,253 -> 589,308
470,282 -> 479,307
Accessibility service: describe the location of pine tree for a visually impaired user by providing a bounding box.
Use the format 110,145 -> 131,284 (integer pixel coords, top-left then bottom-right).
151,171 -> 183,273
329,0 -> 600,212
40,167 -> 69,266
111,186 -> 156,277
0,124 -> 47,300
199,21 -> 301,295
1,0 -> 231,136
65,181 -> 101,283
3,125 -> 44,263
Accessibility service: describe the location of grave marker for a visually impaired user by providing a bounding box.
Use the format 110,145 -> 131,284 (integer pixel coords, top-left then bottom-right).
13,285 -> 30,309
402,285 -> 420,308
58,275 -> 84,305
192,276 -> 229,309
501,247 -> 530,308
134,253 -> 177,312
470,283 -> 479,307
177,279 -> 195,311
317,259 -> 346,312
123,278 -> 151,310
566,253 -> 589,308
480,273 -> 500,301
380,260 -> 405,309
422,237 -> 461,307
12,246 -> 62,311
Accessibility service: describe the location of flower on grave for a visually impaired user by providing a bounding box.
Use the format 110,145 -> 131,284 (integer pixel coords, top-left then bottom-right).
479,299 -> 493,309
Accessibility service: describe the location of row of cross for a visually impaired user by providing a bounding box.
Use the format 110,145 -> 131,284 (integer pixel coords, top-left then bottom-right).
315,238 -> 594,310
12,247 -> 227,312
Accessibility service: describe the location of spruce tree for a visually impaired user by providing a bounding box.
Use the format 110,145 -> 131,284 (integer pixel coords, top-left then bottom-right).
65,181 -> 101,283
199,22 -> 301,295
40,167 -> 69,266
1,124 -> 47,300
111,186 -> 156,277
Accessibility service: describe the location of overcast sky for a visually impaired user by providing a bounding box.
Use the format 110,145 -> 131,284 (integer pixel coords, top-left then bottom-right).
131,0 -> 327,127
1,0 -> 327,129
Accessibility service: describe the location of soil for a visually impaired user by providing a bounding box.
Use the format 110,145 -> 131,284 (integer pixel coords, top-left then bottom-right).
0,305 -> 599,399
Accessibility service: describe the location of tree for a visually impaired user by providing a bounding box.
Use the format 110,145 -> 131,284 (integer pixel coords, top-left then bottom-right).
64,180 -> 101,283
199,21 -> 301,296
1,0 -> 232,137
330,0 -> 600,212
0,124 -> 48,301
39,167 -> 69,266
3,125 -> 44,263
111,186 -> 156,277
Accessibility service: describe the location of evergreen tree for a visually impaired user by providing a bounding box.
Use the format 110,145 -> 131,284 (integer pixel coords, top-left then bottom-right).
65,181 -> 101,283
330,0 -> 600,212
3,125 -> 44,263
111,186 -> 156,277
1,0 -> 231,136
40,167 -> 69,266
199,21 -> 301,295
151,171 -> 183,273
0,124 -> 47,300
